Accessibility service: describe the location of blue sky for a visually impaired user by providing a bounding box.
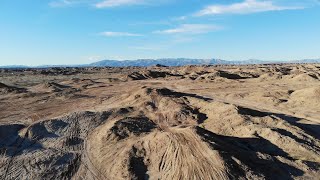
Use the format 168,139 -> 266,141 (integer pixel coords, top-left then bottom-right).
0,0 -> 320,65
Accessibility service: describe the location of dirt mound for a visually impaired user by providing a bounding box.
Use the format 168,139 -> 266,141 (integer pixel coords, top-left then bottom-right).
110,87 -> 209,127
217,70 -> 251,79
195,127 -> 313,179
70,78 -> 105,89
71,78 -> 96,84
38,68 -> 81,76
67,78 -> 97,88
110,117 -> 157,139
30,82 -> 83,98
1,89 -> 320,179
226,91 -> 290,105
277,67 -> 292,74
291,87 -> 320,98
104,78 -> 122,83
1,64 -> 320,179
127,70 -> 179,80
0,124 -> 25,150
256,66 -> 320,82
45,82 -> 71,91
287,73 -> 319,82
0,82 -> 27,94
187,70 -> 257,81
195,72 -> 219,81
88,125 -> 229,179
0,111 -> 110,180
31,82 -> 71,93
287,87 -> 320,109
155,87 -> 211,100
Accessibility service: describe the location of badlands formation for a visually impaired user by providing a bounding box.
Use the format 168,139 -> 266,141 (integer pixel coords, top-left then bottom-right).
0,64 -> 319,179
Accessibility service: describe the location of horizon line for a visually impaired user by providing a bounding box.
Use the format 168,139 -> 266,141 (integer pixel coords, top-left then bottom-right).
1,57 -> 320,67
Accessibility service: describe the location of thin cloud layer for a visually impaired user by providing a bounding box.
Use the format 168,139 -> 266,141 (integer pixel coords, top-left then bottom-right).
49,0 -> 91,7
95,0 -> 151,8
49,0 -> 76,7
154,24 -> 222,34
49,0 -> 154,8
195,0 -> 304,16
100,31 -> 143,37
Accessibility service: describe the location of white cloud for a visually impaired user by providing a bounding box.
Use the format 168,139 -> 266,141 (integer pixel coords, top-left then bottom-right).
95,0 -> 147,8
49,0 -> 74,7
50,0 -> 169,8
195,0 -> 304,16
171,16 -> 187,21
154,24 -> 222,34
100,31 -> 143,37
49,0 -> 90,7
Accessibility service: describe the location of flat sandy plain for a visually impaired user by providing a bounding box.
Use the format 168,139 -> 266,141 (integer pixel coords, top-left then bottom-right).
0,64 -> 319,179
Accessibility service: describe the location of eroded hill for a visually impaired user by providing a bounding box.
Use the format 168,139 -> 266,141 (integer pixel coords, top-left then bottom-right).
0,64 -> 319,179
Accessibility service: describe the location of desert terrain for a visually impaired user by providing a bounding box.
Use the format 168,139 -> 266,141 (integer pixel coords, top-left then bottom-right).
0,63 -> 319,179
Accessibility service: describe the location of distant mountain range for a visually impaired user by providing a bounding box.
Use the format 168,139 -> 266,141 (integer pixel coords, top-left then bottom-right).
1,58 -> 320,68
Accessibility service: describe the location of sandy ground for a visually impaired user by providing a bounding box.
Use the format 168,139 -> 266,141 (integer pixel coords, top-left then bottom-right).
0,64 -> 319,179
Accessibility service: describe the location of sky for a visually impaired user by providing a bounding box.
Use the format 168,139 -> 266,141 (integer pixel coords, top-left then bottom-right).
0,0 -> 320,66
